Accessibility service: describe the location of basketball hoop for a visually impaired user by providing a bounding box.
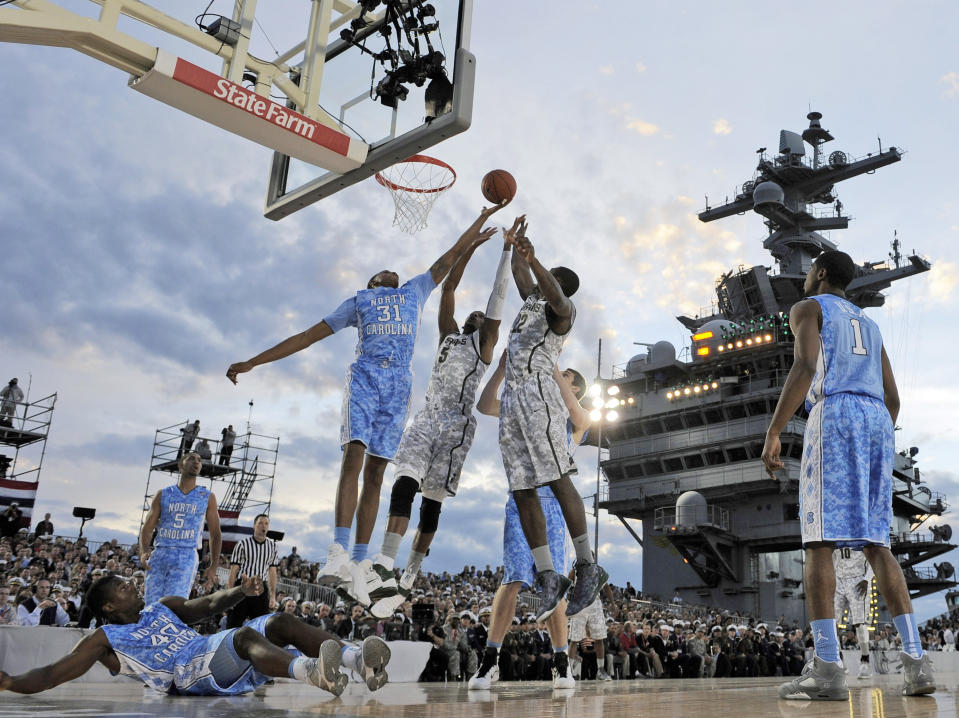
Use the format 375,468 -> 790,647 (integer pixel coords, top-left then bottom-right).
375,155 -> 456,234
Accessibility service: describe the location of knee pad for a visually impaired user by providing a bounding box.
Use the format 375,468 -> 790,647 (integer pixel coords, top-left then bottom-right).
418,497 -> 443,534
388,475 -> 419,518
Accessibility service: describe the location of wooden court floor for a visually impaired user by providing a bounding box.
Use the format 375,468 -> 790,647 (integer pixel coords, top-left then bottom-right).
0,673 -> 954,718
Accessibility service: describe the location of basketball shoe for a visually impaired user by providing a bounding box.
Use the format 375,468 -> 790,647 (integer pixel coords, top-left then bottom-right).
317,544 -> 351,587
566,561 -> 608,617
370,567 -> 415,618
857,658 -> 873,679
552,652 -> 575,689
469,647 -> 500,690
304,640 -> 349,696
778,656 -> 848,700
533,570 -> 573,622
341,636 -> 391,691
900,652 -> 935,696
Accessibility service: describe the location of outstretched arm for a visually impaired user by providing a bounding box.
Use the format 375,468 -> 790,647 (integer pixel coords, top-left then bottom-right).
761,299 -> 822,479
162,575 -> 263,625
510,235 -> 573,330
438,227 -> 497,342
505,216 -> 535,299
553,365 -> 591,443
429,203 -> 506,285
476,351 -> 507,417
0,630 -> 112,694
477,237 -> 513,363
227,320 -> 334,384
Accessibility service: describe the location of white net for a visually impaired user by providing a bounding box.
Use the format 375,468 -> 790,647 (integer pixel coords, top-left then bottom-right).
375,155 -> 456,234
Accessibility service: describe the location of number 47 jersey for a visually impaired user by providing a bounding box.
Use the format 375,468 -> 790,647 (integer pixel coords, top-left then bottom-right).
806,294 -> 884,410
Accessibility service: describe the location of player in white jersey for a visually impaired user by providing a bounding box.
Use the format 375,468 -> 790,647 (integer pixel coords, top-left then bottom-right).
360,222 -> 517,615
833,547 -> 875,678
763,250 -> 934,700
0,575 -> 391,697
500,224 -> 606,621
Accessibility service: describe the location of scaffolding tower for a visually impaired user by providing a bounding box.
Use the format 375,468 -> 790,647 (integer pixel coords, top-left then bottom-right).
139,420 -> 280,534
0,391 -> 57,530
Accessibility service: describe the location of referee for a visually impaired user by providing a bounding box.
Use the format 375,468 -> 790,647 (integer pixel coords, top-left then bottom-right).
226,513 -> 278,628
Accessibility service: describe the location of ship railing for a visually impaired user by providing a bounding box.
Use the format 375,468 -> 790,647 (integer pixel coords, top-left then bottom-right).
653,505 -> 729,532
903,565 -> 952,582
891,531 -> 951,546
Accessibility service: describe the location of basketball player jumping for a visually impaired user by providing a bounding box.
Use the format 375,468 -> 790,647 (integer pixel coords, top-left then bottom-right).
833,547 -> 875,679
360,218 -> 519,615
0,575 -> 391,697
499,223 -> 606,620
227,204 -> 504,605
762,250 -> 935,700
138,450 -> 221,604
469,352 -> 590,690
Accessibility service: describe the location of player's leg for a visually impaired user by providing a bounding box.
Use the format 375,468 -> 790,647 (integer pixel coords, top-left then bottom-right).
548,475 -> 608,616
230,625 -> 348,695
470,581 -> 521,689
260,613 -> 391,692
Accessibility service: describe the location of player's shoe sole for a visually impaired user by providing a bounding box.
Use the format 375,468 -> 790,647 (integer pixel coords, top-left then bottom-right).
360,636 -> 392,691
306,640 -> 349,696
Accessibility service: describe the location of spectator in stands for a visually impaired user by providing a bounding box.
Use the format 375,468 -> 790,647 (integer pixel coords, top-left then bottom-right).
196,439 -> 213,462
637,621 -> 662,677
685,626 -> 708,678
0,584 -> 19,625
219,425 -> 236,466
337,603 -> 370,641
18,578 -> 69,626
0,378 -> 23,427
1,503 -> 23,539
34,513 -> 54,538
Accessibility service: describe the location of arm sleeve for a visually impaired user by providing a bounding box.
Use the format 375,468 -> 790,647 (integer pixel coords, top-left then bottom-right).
322,296 -> 358,332
406,271 -> 437,307
485,249 -> 513,321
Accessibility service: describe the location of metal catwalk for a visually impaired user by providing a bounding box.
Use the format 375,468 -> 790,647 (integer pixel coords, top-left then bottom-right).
0,673 -> 955,718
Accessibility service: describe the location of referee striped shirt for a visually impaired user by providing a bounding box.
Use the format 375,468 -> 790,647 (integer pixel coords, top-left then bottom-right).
230,536 -> 278,581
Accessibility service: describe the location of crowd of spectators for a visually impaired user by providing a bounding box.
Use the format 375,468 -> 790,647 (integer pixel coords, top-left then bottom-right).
3,525 -> 958,683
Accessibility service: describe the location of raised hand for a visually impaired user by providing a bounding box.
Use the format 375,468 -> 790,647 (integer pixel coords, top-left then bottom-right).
512,235 -> 535,263
480,200 -> 510,218
226,361 -> 254,385
502,215 -> 527,247
473,226 -> 498,247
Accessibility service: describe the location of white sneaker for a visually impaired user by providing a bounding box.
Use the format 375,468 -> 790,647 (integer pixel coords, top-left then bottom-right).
553,672 -> 576,689
370,591 -> 406,619
367,557 -> 398,601
317,544 -> 351,587
857,661 -> 873,679
598,669 -> 613,682
468,665 -> 499,690
341,559 -> 371,606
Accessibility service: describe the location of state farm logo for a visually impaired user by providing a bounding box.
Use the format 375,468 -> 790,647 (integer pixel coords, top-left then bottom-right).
211,79 -> 316,139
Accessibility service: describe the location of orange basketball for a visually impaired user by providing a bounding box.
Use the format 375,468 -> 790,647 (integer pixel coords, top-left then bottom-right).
481,169 -> 516,205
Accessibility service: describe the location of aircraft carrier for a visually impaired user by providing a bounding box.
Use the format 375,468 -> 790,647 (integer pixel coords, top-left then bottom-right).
597,112 -> 956,625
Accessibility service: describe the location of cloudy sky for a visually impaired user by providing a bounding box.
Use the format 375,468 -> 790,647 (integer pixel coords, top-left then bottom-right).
2,1 -> 957,620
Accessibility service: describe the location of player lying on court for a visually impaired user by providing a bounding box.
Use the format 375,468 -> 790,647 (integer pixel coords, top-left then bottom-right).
762,250 -> 935,700
0,575 -> 390,698
364,217 -> 520,617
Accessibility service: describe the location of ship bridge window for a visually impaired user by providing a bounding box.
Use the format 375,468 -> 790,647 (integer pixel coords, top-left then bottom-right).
726,404 -> 747,420
727,446 -> 748,462
663,415 -> 684,431
704,408 -> 724,424
684,411 -> 705,428
685,454 -> 705,469
643,459 -> 662,474
746,441 -> 765,459
664,457 -> 684,472
746,400 -> 768,416
705,449 -> 726,466
783,503 -> 800,521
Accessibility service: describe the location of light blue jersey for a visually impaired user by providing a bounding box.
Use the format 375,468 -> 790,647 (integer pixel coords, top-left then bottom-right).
324,271 -> 436,366
155,485 -> 210,549
806,294 -> 884,410
102,602 -> 204,693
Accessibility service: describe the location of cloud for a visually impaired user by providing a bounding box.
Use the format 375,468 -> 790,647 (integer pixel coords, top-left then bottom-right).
600,65 -> 615,76
942,72 -> 959,97
625,119 -> 660,136
927,261 -> 958,304
635,62 -> 647,74
713,118 -> 733,135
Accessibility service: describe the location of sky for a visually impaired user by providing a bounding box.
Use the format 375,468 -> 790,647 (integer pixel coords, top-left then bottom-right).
2,0 -> 958,621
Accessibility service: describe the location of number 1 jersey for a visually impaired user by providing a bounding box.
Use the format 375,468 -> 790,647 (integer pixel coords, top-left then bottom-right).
806,294 -> 884,410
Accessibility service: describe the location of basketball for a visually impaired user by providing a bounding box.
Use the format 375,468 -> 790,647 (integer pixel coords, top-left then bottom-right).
481,169 -> 516,205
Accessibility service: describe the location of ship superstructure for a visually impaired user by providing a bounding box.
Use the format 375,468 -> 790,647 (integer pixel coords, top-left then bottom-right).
598,113 -> 954,624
